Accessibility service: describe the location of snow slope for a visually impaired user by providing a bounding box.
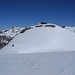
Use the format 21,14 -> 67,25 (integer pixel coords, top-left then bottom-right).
0,26 -> 24,49
0,52 -> 75,75
1,24 -> 75,54
0,24 -> 75,75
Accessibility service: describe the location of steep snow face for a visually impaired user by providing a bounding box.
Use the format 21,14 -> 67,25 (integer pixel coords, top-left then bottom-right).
1,24 -> 75,54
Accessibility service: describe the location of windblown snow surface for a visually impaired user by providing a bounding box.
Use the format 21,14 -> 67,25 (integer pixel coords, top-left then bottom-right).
0,24 -> 75,75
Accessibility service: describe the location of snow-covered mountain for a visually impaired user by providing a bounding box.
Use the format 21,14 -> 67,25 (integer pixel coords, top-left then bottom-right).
0,23 -> 75,75
0,23 -> 75,50
0,26 -> 24,49
1,23 -> 75,53
0,26 -> 24,37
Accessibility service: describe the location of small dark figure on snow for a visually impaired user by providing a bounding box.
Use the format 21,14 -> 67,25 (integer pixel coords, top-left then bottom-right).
12,45 -> 14,47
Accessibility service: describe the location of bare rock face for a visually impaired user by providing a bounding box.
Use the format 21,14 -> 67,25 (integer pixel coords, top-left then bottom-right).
0,35 -> 13,49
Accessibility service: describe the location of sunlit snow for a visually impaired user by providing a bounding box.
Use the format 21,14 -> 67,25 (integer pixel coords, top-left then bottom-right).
0,23 -> 75,75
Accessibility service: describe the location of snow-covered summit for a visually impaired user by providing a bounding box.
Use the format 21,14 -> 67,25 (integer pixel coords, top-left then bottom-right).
1,23 -> 75,54
0,26 -> 24,37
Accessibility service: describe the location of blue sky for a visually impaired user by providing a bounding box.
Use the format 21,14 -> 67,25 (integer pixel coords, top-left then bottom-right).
0,0 -> 75,29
